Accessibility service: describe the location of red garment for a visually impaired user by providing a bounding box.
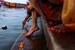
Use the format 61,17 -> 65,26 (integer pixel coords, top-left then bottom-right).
41,0 -> 63,26
42,2 -> 62,20
60,0 -> 64,3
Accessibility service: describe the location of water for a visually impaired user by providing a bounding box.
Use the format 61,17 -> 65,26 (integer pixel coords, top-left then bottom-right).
0,6 -> 26,50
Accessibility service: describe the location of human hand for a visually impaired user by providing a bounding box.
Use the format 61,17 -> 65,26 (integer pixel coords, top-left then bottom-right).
22,21 -> 26,30
22,26 -> 24,30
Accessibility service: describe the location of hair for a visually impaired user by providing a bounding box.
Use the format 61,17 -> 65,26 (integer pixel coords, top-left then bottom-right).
42,0 -> 48,2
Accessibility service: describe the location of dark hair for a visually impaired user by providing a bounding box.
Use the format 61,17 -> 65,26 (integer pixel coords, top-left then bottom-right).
42,0 -> 48,2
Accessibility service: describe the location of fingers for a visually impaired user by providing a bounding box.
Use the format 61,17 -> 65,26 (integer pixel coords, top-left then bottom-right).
22,24 -> 25,30
22,26 -> 24,30
22,20 -> 26,29
22,22 -> 25,30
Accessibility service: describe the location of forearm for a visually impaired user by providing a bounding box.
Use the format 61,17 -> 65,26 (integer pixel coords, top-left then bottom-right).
23,15 -> 30,22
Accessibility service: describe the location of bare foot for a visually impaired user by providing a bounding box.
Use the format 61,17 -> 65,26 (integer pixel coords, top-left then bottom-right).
25,27 -> 39,37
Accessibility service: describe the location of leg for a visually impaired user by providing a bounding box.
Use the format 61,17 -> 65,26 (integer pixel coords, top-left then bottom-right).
29,0 -> 62,27
25,10 -> 39,36
29,0 -> 45,17
62,0 -> 75,29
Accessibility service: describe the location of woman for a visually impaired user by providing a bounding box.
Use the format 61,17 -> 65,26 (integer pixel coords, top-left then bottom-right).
49,0 -> 75,33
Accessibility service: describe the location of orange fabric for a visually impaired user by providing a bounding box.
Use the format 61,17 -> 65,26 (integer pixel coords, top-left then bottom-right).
19,41 -> 25,48
62,0 -> 75,28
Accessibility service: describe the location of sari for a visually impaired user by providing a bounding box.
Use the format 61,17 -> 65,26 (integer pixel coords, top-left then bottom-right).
62,0 -> 75,28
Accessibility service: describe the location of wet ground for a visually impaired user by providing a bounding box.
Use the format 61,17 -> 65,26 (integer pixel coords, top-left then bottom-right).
0,6 -> 26,50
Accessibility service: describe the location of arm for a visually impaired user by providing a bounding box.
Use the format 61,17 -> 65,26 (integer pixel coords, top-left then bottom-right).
22,15 -> 30,27
22,9 -> 31,30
